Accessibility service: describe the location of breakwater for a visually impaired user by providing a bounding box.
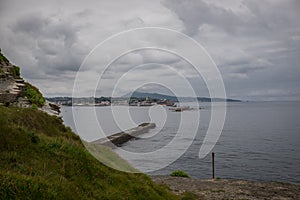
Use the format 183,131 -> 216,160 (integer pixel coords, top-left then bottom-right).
91,123 -> 156,147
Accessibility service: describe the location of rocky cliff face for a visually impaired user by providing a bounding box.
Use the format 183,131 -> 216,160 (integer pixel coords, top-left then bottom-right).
0,49 -> 60,115
0,50 -> 25,105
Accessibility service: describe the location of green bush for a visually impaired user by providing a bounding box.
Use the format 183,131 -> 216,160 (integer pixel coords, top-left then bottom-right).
31,104 -> 38,110
13,65 -> 20,77
170,170 -> 190,178
25,83 -> 45,107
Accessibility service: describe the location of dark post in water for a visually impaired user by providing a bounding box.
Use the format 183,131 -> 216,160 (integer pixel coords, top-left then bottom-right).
212,152 -> 215,179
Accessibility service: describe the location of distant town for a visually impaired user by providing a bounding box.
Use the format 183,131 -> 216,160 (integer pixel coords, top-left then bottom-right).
46,92 -> 241,106
46,96 -> 176,107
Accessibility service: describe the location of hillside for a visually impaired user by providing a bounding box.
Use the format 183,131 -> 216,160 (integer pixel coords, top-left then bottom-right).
125,91 -> 241,102
124,92 -> 179,102
0,106 -> 179,199
0,50 -> 178,199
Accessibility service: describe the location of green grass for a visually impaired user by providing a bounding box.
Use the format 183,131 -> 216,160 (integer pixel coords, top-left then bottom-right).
83,141 -> 139,173
0,106 -> 178,199
170,170 -> 190,178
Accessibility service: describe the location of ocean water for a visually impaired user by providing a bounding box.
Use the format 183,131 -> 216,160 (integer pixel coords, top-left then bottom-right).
61,101 -> 300,184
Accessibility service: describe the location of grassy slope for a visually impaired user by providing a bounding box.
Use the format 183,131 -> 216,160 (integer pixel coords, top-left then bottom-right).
0,106 -> 177,199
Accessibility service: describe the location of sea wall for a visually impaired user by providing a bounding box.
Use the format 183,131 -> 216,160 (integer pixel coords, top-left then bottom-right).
92,123 -> 156,147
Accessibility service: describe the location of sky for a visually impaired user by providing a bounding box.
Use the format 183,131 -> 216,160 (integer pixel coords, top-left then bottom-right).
0,0 -> 300,101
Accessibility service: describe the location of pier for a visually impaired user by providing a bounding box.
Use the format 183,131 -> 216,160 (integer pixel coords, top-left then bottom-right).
91,123 -> 156,147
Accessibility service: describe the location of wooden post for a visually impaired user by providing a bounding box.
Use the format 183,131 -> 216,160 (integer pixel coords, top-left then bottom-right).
212,152 -> 215,179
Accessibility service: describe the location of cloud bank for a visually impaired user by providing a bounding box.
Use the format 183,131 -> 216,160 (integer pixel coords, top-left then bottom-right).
0,0 -> 299,100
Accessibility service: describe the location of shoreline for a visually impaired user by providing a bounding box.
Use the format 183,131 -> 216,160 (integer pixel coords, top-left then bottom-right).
151,175 -> 300,199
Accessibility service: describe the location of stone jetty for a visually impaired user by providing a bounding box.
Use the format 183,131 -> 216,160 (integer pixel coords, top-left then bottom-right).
92,123 -> 156,147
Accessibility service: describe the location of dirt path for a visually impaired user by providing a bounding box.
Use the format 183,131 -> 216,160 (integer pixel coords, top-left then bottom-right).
151,176 -> 300,200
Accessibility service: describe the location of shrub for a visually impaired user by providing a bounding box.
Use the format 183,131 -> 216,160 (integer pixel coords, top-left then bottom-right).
25,83 -> 45,107
170,170 -> 190,178
31,104 -> 38,110
13,65 -> 20,77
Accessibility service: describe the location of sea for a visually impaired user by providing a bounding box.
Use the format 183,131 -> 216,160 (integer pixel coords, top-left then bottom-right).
61,101 -> 300,184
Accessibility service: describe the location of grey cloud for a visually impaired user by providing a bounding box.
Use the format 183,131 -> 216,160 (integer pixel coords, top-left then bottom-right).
123,17 -> 145,28
140,49 -> 181,64
115,52 -> 143,66
229,65 -> 265,75
162,0 -> 243,35
163,0 -> 300,38
222,58 -> 270,75
8,12 -> 88,74
10,13 -> 46,35
74,9 -> 93,18
103,49 -> 181,77
10,13 -> 79,48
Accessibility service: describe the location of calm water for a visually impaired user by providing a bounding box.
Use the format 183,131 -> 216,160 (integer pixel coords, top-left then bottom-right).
61,101 -> 300,184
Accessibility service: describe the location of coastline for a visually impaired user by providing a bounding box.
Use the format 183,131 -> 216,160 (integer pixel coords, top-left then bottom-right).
151,175 -> 300,199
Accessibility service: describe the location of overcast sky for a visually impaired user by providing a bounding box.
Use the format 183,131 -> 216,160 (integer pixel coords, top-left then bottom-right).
0,0 -> 299,100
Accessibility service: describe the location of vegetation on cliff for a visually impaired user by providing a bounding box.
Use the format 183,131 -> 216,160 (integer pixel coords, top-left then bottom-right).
12,65 -> 20,78
0,51 -> 9,64
0,50 -> 45,108
24,82 -> 45,107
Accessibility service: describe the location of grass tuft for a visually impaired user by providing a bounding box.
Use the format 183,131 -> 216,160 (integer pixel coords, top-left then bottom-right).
170,170 -> 191,178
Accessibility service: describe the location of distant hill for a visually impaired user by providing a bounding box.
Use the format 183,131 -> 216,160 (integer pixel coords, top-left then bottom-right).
124,91 -> 179,101
125,91 -> 241,102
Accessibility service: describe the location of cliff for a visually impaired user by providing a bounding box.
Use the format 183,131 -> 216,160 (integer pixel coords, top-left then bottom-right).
0,49 -> 59,115
0,49 -> 25,105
